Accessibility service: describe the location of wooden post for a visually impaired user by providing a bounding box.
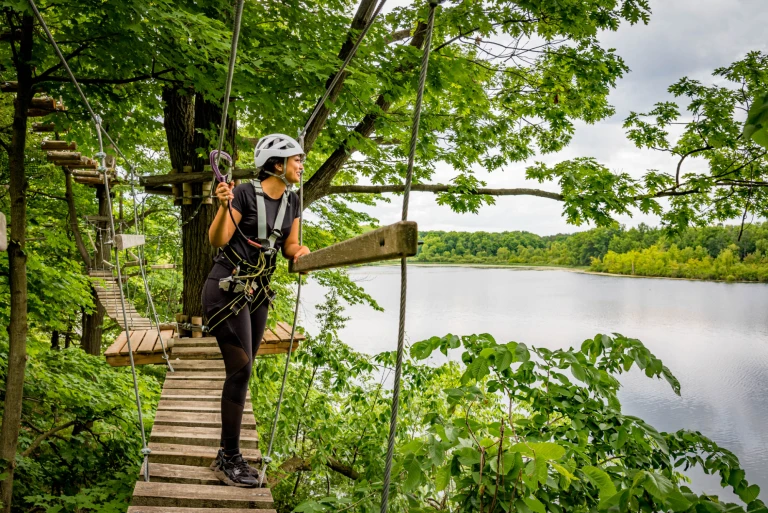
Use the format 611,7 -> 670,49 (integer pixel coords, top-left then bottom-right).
191,316 -> 203,338
176,313 -> 189,338
0,212 -> 6,252
202,181 -> 213,204
170,169 -> 181,206
289,221 -> 419,273
182,165 -> 192,205
114,234 -> 146,250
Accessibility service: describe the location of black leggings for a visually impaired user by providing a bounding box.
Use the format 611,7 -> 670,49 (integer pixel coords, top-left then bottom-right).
202,263 -> 268,454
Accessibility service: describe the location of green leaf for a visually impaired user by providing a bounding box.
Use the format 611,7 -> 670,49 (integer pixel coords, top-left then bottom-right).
404,459 -> 423,492
510,442 -> 566,461
582,465 -> 617,500
738,484 -> 761,504
435,465 -> 451,492
523,496 -> 546,513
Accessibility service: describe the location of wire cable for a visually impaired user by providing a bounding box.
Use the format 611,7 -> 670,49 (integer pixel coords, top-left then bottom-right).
380,2 -> 438,511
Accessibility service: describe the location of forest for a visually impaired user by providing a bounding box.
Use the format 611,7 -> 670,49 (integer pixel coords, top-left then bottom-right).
415,223 -> 768,281
2,0 -> 768,512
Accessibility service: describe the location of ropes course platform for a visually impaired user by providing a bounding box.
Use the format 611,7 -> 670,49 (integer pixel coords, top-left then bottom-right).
127,357 -> 275,512
104,322 -> 303,367
90,269 -> 155,330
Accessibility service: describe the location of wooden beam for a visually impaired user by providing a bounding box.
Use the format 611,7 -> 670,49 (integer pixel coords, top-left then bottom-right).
0,212 -> 6,252
144,185 -> 174,196
114,234 -> 146,250
140,167 -> 259,187
289,221 -> 418,273
41,140 -> 77,151
31,122 -> 56,133
47,151 -> 81,161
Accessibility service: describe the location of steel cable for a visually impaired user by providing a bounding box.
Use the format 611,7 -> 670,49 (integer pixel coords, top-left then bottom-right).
380,2 -> 438,511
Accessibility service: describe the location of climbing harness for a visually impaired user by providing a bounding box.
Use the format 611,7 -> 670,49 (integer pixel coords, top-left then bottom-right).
380,2 -> 440,511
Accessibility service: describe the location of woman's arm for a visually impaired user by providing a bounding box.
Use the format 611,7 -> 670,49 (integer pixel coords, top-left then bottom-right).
208,182 -> 242,248
282,217 -> 310,262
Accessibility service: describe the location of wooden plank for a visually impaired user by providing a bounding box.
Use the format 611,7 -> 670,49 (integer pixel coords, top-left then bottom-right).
262,327 -> 279,343
41,140 -> 76,151
271,322 -> 294,341
163,379 -> 225,390
289,221 -> 418,273
131,481 -> 272,509
279,321 -> 305,341
172,346 -> 222,360
147,443 -> 261,467
165,372 -> 225,380
257,344 -> 299,356
129,507 -> 276,513
153,411 -> 255,428
0,212 -> 7,252
137,331 -> 159,354
152,330 -> 174,352
171,360 -> 225,372
162,390 -> 249,401
139,463 -> 221,486
47,150 -> 80,161
105,353 -> 166,367
157,400 -> 252,414
150,425 -> 258,449
114,234 -> 146,250
172,338 -> 218,348
105,331 -> 130,357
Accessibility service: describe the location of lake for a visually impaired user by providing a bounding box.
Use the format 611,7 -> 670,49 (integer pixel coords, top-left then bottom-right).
301,266 -> 768,501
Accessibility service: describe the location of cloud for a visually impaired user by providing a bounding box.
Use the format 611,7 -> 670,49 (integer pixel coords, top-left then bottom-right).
351,0 -> 768,235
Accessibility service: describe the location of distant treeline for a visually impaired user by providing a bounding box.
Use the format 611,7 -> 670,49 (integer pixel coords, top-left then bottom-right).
415,223 -> 768,282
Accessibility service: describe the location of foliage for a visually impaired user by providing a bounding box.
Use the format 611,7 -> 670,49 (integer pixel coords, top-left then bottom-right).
292,331 -> 765,512
414,222 -> 768,281
0,335 -> 162,512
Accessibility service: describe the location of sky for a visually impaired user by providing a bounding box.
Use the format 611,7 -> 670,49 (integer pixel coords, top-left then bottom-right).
339,0 -> 768,236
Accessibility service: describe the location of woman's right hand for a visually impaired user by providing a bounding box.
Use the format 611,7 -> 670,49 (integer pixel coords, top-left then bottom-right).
215,181 -> 235,206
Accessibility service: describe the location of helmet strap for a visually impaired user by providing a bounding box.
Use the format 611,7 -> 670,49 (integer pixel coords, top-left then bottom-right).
262,157 -> 292,189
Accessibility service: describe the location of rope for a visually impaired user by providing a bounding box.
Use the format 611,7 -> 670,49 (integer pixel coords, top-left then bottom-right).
28,0 -> 153,480
215,0 -> 245,181
380,3 -> 438,511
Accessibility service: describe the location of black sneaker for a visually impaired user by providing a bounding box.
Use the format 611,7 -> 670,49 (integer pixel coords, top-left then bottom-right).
211,449 -> 258,488
210,450 -> 262,481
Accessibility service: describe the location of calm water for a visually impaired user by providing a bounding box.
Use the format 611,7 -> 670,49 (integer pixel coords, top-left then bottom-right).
301,266 -> 768,500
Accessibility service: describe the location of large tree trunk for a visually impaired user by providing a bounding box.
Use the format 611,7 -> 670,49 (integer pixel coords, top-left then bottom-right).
80,186 -> 110,355
0,14 -> 33,512
180,93 -> 235,318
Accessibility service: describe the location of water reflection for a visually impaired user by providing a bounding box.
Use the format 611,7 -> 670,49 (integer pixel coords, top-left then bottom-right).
301,266 -> 768,499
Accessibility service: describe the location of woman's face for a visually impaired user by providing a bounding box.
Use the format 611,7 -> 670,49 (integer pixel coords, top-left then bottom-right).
277,155 -> 304,184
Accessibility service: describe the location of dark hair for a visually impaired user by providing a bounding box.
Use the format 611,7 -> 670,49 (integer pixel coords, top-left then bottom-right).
258,156 -> 283,181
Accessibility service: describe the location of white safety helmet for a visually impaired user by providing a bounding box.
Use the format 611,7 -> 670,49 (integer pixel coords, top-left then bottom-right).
253,133 -> 304,169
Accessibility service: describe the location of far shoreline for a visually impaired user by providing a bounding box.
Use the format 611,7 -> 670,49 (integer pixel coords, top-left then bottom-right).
359,261 -> 768,285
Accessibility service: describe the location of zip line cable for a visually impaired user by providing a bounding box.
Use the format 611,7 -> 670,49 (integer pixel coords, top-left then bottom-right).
380,2 -> 439,511
27,0 -> 168,481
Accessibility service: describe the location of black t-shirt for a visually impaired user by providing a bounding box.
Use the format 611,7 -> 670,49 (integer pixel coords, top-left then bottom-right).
213,182 -> 300,269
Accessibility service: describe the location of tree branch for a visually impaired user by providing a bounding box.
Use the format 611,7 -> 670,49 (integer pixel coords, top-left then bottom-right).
34,43 -> 93,83
675,146 -> 712,186
35,69 -> 173,86
385,28 -> 412,44
21,420 -> 77,457
279,455 -> 360,480
327,183 -> 563,201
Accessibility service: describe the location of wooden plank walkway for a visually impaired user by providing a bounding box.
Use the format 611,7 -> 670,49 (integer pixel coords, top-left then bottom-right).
89,269 -> 154,330
105,322 -> 303,367
127,354 -> 277,512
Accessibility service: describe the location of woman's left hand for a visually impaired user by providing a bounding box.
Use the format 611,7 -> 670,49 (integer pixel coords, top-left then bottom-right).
293,245 -> 310,263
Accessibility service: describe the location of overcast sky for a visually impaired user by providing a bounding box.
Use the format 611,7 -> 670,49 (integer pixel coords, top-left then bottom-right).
344,0 -> 768,236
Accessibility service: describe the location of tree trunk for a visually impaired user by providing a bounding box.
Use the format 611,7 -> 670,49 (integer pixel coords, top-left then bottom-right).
63,168 -> 91,267
51,330 -> 60,350
80,186 -> 109,355
163,89 -> 235,319
0,14 -> 33,512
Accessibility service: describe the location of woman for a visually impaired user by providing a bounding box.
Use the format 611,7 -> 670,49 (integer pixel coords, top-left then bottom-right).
203,133 -> 310,487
